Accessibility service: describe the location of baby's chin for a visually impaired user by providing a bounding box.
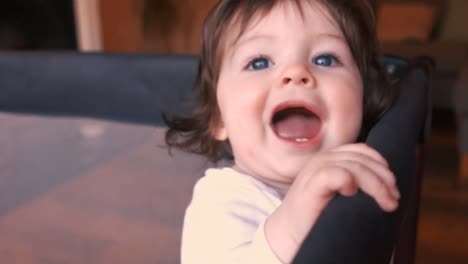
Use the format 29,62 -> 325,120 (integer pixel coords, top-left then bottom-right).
271,153 -> 314,175
259,160 -> 307,187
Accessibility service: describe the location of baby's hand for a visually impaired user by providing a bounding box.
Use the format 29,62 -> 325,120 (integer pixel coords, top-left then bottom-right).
265,143 -> 400,263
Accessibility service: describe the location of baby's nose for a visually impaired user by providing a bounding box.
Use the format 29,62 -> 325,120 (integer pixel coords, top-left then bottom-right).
280,64 -> 315,87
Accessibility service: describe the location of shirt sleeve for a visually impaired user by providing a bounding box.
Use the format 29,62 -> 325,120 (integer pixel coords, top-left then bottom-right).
181,173 -> 284,264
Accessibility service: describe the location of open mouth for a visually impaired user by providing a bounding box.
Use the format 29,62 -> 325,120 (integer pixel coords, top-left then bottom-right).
271,105 -> 322,143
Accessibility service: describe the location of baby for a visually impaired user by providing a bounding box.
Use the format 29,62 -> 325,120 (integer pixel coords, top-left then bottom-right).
165,0 -> 399,263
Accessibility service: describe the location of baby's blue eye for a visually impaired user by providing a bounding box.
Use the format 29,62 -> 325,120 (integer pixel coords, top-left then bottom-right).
247,57 -> 271,70
313,55 -> 337,67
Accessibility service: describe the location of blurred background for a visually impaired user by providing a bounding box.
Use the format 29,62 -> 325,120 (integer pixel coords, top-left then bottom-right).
0,0 -> 467,263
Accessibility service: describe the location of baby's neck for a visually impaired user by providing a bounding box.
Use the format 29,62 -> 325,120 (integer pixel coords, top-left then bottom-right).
232,165 -> 289,198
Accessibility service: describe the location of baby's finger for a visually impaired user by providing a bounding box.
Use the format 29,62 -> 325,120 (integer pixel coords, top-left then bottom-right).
334,160 -> 398,212
326,152 -> 400,200
333,143 -> 389,167
364,163 -> 400,200
319,166 -> 359,197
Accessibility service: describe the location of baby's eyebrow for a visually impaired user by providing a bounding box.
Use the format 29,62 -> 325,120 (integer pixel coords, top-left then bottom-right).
311,33 -> 348,45
234,33 -> 346,50
225,34 -> 274,61
236,34 -> 275,46
225,32 -> 348,62
234,34 -> 275,50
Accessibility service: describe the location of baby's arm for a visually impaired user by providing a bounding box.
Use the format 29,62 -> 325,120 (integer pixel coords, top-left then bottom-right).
265,143 -> 400,263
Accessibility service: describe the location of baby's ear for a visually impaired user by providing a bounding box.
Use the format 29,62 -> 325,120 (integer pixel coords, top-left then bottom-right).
210,117 -> 228,141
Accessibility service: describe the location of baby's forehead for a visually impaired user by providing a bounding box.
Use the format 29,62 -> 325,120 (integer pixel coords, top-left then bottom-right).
224,1 -> 336,43
218,1 -> 338,53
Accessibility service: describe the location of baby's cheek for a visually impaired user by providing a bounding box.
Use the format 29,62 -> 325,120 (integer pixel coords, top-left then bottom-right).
245,145 -> 257,160
230,136 -> 254,161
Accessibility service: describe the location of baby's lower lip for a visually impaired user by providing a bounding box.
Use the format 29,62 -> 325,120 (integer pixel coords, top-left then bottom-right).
277,135 -> 321,145
272,128 -> 323,148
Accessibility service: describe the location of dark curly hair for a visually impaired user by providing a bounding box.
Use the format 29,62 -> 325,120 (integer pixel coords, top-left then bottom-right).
165,0 -> 393,162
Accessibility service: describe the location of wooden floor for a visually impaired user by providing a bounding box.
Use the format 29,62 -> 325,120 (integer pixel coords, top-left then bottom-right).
0,112 -> 466,263
415,112 -> 468,264
0,113 -> 208,264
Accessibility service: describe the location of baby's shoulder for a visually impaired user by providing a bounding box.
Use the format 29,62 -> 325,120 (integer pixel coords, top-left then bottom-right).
194,167 -> 257,195
192,167 -> 280,207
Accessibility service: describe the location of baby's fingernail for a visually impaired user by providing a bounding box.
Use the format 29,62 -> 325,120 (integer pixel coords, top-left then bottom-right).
392,187 -> 401,200
387,199 -> 399,211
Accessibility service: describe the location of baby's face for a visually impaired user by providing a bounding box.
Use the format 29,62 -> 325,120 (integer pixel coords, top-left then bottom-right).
213,1 -> 363,191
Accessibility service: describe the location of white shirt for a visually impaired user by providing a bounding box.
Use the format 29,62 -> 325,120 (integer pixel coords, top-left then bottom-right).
181,167 -> 284,264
